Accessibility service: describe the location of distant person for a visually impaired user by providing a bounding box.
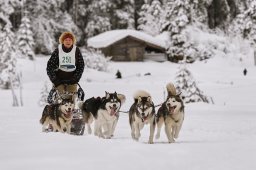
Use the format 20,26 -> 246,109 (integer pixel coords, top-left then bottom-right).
243,68 -> 247,76
46,32 -> 85,97
116,70 -> 122,79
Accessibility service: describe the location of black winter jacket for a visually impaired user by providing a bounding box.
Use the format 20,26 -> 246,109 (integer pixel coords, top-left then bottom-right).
47,45 -> 84,87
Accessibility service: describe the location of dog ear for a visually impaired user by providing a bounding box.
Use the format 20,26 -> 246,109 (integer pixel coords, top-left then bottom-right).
58,98 -> 62,104
105,91 -> 110,99
138,96 -> 142,102
176,92 -> 182,96
147,96 -> 152,103
114,91 -> 117,96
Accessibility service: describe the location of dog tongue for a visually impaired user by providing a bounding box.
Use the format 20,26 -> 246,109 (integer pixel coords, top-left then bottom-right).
65,111 -> 72,118
110,107 -> 119,116
169,106 -> 175,114
111,109 -> 116,116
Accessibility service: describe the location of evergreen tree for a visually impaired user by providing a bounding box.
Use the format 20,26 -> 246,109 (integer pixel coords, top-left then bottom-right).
164,0 -> 190,62
0,0 -> 18,28
138,0 -> 163,36
64,0 -> 92,44
81,48 -> 110,72
38,81 -> 50,107
228,0 -> 256,44
16,11 -> 35,60
0,23 -> 22,106
175,63 -> 212,104
111,0 -> 134,29
85,0 -> 112,37
0,23 -> 20,90
207,0 -> 231,29
163,0 -> 209,63
26,0 -> 80,54
134,0 -> 145,29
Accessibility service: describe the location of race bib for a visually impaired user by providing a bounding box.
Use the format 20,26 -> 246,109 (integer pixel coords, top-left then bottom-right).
58,45 -> 76,72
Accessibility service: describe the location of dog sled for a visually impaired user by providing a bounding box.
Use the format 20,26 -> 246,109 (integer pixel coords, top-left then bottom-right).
70,108 -> 85,135
44,84 -> 85,135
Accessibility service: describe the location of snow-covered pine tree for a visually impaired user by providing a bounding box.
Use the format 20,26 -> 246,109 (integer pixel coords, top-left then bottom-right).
0,23 -> 20,89
0,23 -> 22,106
38,81 -> 50,107
64,0 -> 91,44
111,0 -> 134,29
138,2 -> 150,31
16,10 -> 35,60
0,0 -> 14,28
138,0 -> 163,36
25,0 -> 80,54
175,63 -> 212,104
85,0 -> 112,37
163,0 -> 191,62
228,0 -> 256,44
163,0 -> 209,63
81,48 -> 110,72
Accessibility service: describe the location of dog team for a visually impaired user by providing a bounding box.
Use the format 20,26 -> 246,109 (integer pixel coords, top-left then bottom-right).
40,82 -> 185,144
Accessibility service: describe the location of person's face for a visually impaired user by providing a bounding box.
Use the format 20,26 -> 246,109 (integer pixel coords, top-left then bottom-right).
63,38 -> 73,48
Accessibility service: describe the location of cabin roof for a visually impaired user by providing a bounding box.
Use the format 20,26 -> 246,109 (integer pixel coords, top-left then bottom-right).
87,29 -> 167,50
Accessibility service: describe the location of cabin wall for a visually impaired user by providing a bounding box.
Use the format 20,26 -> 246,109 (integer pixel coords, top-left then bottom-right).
102,37 -> 146,61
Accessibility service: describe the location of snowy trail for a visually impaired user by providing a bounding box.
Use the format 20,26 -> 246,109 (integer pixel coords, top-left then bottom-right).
1,103 -> 256,170
1,58 -> 256,170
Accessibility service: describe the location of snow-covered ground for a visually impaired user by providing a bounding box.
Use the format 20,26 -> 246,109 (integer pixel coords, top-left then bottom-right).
1,55 -> 256,170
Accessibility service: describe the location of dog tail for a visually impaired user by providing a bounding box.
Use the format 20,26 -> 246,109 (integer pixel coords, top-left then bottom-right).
40,105 -> 49,124
166,82 -> 177,96
77,101 -> 84,110
133,90 -> 151,99
39,117 -> 44,124
117,93 -> 126,105
133,90 -> 152,103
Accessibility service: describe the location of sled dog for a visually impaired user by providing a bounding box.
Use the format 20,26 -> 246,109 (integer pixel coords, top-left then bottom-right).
79,92 -> 125,138
40,98 -> 75,134
78,96 -> 102,134
129,90 -> 156,144
155,82 -> 184,143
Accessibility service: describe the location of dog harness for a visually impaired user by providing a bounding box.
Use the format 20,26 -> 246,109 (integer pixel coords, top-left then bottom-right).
58,44 -> 76,72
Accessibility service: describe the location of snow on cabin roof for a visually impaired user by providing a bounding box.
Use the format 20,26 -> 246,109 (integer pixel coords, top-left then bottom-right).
87,29 -> 167,49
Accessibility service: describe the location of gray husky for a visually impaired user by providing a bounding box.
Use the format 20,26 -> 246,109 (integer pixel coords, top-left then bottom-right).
129,90 -> 156,144
155,82 -> 184,143
40,98 -> 75,134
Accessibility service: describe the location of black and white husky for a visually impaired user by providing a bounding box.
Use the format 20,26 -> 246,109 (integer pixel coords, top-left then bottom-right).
155,82 -> 184,143
40,98 -> 75,134
78,96 -> 102,134
129,90 -> 156,144
79,92 -> 125,138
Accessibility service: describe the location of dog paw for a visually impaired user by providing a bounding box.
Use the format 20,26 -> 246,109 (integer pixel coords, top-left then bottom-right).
133,137 -> 139,141
63,128 -> 67,132
174,134 -> 179,139
134,133 -> 140,140
148,140 -> 154,144
168,139 -> 175,143
131,133 -> 135,139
